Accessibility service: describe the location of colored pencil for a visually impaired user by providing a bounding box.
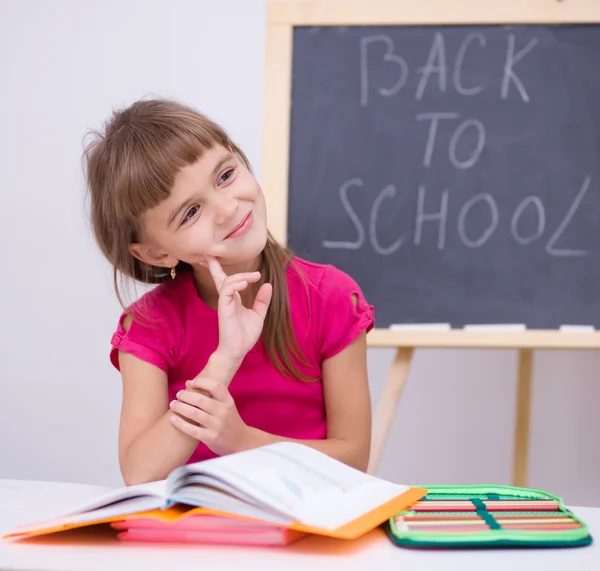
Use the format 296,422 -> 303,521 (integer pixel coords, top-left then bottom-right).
402,515 -> 573,522
402,525 -> 579,533
411,500 -> 559,512
399,519 -> 577,527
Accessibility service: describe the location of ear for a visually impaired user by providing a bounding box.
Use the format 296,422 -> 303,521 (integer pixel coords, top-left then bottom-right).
129,242 -> 178,269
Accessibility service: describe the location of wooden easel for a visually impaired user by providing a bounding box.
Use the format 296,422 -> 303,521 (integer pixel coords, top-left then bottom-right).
262,0 -> 600,487
365,330 -> 600,484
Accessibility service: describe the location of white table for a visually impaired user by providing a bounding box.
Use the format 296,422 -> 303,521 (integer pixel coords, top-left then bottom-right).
1,479 -> 599,571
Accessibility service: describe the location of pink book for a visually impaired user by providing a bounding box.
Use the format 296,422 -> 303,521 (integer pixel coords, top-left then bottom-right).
111,515 -> 306,546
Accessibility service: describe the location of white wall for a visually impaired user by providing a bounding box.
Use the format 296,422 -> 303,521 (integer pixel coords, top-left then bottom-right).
1,0 -> 598,507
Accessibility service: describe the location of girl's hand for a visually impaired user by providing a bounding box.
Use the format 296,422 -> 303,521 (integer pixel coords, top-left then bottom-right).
169,378 -> 252,456
204,256 -> 272,362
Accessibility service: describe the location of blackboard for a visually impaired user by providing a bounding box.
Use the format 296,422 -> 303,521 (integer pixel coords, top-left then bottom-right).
287,24 -> 600,329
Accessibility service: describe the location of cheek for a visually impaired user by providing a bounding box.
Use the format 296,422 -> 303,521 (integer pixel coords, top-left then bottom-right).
249,183 -> 266,212
238,171 -> 262,200
177,223 -> 212,255
256,191 -> 267,222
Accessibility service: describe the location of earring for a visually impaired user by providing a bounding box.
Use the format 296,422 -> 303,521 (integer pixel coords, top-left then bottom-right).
171,266 -> 176,280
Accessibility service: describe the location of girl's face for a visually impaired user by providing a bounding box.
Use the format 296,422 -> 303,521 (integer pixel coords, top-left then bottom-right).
131,145 -> 268,272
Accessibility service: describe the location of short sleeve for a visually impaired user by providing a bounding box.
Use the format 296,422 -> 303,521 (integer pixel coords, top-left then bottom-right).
109,292 -> 181,374
317,265 -> 375,360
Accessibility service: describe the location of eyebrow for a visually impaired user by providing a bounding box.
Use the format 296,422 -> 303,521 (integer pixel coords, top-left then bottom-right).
212,152 -> 235,178
167,198 -> 193,228
167,153 -> 235,228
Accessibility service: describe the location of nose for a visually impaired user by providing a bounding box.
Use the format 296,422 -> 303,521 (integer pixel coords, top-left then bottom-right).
213,193 -> 238,226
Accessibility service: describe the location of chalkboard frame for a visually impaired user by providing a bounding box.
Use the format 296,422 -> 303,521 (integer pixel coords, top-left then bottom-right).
262,0 -> 600,481
262,0 -> 600,349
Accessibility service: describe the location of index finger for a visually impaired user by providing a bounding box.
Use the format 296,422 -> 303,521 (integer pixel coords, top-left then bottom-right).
206,256 -> 228,290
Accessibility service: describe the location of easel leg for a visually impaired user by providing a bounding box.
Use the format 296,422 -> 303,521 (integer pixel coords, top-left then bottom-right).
512,349 -> 533,487
368,348 -> 414,475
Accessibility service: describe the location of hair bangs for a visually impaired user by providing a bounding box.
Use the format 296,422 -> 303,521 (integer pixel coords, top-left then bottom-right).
112,113 -> 231,225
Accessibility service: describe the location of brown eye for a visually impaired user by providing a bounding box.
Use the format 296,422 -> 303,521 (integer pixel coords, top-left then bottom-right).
219,168 -> 234,185
182,205 -> 200,224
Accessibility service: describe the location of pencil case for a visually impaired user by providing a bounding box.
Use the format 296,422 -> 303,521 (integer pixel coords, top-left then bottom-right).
385,484 -> 592,549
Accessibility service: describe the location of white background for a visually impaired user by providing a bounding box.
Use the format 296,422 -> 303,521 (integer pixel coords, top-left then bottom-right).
1,0 -> 598,506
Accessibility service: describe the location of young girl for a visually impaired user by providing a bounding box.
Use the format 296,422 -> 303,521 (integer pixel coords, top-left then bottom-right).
85,98 -> 375,485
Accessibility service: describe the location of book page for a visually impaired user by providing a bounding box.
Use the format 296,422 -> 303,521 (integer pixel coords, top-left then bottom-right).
10,480 -> 168,535
10,495 -> 166,535
55,480 -> 168,515
169,484 -> 291,524
170,474 -> 292,523
169,442 -> 409,530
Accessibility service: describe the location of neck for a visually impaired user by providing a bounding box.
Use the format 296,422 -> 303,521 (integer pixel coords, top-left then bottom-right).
192,255 -> 262,309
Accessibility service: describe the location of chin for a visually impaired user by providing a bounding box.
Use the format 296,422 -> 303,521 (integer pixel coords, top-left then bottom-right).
220,234 -> 268,267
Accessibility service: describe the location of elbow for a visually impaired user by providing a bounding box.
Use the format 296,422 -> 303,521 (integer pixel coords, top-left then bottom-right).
120,463 -> 162,486
119,447 -> 163,486
120,451 -> 170,485
352,437 -> 371,473
353,451 -> 370,473
342,440 -> 370,473
121,470 -> 145,487
119,447 -> 139,486
342,455 -> 369,473
120,462 -> 147,486
356,437 -> 372,472
358,458 -> 370,473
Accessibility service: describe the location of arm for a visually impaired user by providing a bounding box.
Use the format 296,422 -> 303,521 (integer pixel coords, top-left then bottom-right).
171,276 -> 373,472
118,261 -> 272,485
243,332 -> 371,471
117,315 -> 240,486
172,332 -> 372,472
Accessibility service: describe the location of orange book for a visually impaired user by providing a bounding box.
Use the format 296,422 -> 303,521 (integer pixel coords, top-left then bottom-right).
3,443 -> 426,543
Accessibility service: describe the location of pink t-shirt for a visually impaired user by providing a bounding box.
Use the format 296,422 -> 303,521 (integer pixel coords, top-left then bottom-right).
109,257 -> 375,464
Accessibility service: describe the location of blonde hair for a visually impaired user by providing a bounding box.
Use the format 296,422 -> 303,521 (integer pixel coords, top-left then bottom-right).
84,98 -> 313,381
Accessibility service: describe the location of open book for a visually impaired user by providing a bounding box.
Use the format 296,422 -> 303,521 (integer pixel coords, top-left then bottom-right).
4,443 -> 426,541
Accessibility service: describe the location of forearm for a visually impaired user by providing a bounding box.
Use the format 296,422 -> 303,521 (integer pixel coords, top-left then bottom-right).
243,428 -> 370,472
120,410 -> 198,484
200,350 -> 242,388
121,352 -> 242,485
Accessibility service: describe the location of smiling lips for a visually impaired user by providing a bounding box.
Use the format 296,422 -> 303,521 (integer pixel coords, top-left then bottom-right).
225,211 -> 253,239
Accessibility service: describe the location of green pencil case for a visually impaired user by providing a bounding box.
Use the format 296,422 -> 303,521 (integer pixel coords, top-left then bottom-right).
385,485 -> 592,549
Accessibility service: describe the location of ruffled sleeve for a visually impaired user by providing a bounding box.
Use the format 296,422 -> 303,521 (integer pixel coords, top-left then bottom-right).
316,265 -> 375,360
109,291 -> 181,374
